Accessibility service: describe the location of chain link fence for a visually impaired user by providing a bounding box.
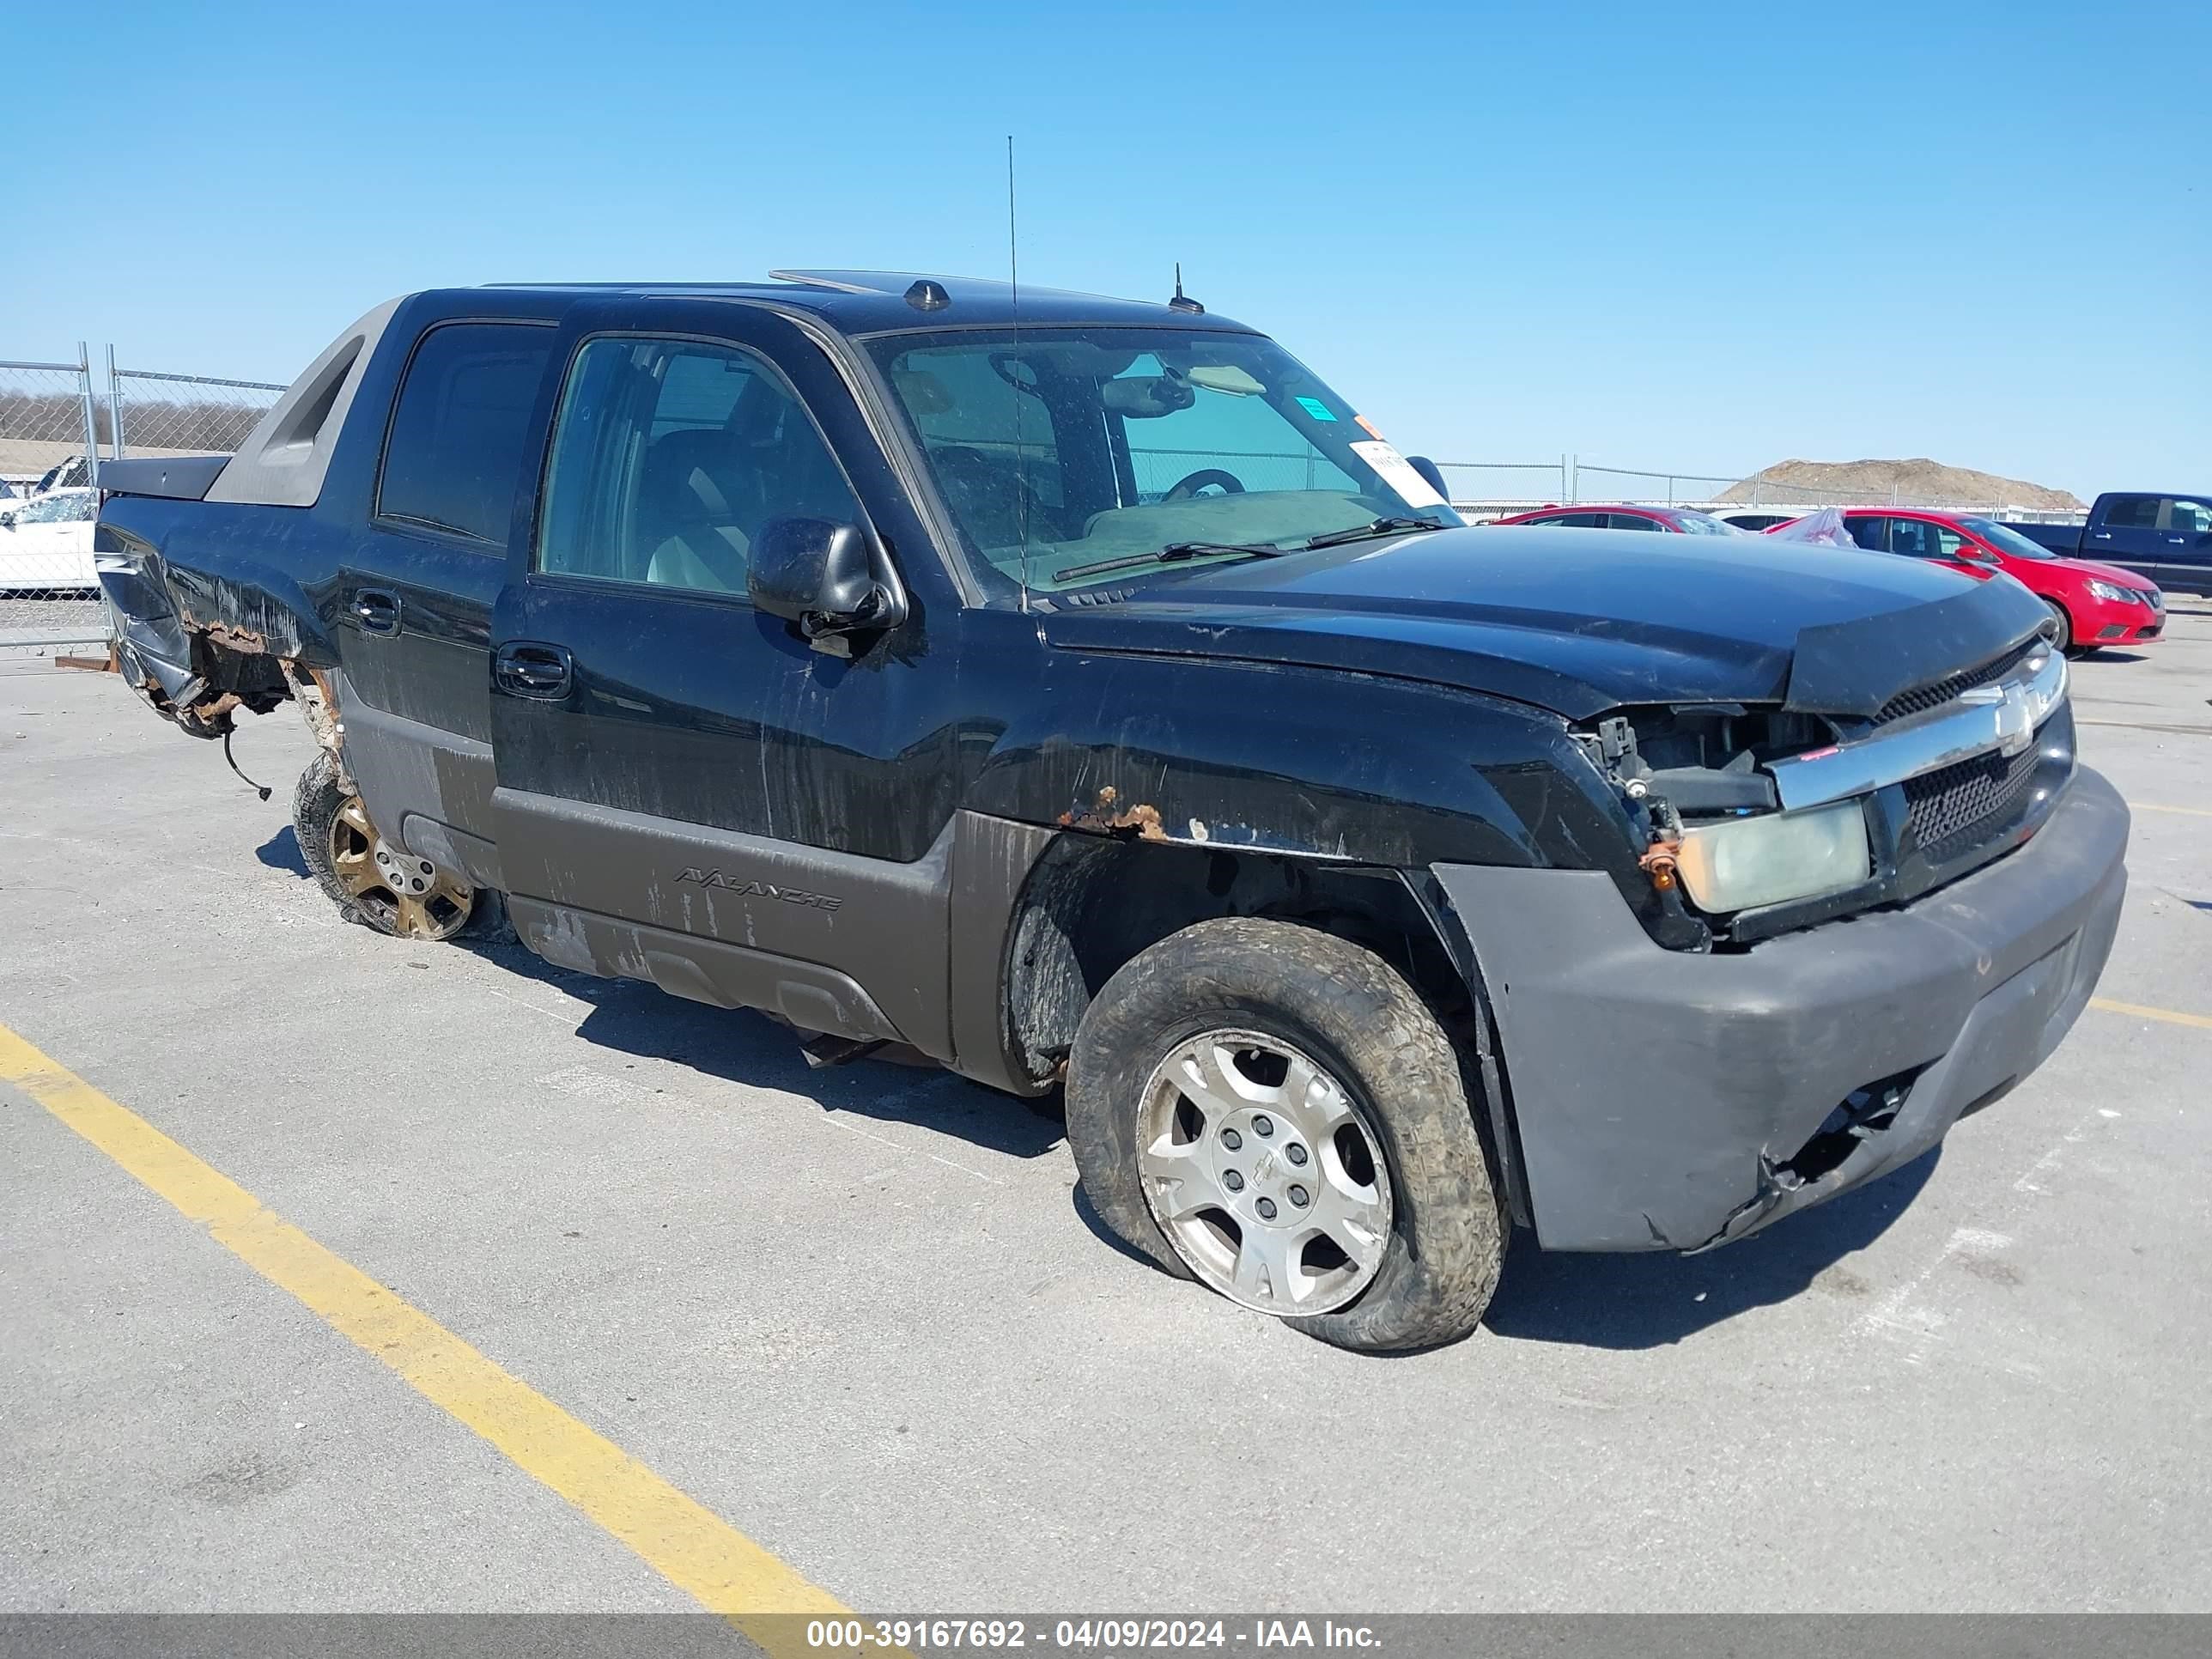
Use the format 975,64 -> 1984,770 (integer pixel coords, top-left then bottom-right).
1432,460 -> 1571,510
2,350 -> 282,656
112,368 -> 286,458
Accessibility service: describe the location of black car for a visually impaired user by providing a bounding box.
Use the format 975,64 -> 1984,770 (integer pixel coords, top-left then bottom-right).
95,271 -> 2128,1352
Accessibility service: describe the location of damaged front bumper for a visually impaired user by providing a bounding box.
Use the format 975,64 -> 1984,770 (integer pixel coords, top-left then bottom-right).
1433,766 -> 2130,1253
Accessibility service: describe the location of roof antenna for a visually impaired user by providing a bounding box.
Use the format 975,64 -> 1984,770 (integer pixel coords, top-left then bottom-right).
1008,134 -> 1032,614
1168,263 -> 1204,314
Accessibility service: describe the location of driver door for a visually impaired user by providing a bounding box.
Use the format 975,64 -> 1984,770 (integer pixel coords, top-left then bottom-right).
486,298 -> 970,1058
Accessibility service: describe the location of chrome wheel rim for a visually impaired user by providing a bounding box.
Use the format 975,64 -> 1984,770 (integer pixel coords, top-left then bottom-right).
327,793 -> 473,941
1137,1029 -> 1394,1317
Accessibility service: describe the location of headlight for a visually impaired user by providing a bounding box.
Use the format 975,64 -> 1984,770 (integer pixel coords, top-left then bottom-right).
1674,800 -> 1871,914
2086,580 -> 2137,604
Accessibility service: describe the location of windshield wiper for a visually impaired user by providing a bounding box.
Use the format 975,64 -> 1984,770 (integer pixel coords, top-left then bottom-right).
1301,516 -> 1441,550
1052,540 -> 1287,583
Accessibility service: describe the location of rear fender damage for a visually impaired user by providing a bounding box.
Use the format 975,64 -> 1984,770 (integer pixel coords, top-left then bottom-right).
111,592 -> 350,787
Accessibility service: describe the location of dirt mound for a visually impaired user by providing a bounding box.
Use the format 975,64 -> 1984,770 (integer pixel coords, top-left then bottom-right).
1720,459 -> 2082,511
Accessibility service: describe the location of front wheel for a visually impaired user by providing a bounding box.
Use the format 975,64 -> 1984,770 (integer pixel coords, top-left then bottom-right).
1065,917 -> 1504,1352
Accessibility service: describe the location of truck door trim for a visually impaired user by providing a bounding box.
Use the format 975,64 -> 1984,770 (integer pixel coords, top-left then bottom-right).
493,788 -> 963,1059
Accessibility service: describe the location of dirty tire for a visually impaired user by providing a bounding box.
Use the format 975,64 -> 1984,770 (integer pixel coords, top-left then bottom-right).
459,885 -> 512,942
1065,917 -> 1504,1352
293,751 -> 506,940
294,750 -> 368,921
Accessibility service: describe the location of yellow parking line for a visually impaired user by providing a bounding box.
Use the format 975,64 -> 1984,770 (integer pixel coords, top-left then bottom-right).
2128,802 -> 2212,818
2090,998 -> 2212,1032
0,1023 -> 848,1649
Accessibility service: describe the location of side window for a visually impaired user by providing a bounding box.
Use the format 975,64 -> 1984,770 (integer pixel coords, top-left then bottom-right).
1887,519 -> 1941,558
2161,498 -> 2212,535
2102,495 -> 2160,529
880,344 -> 1066,551
1842,515 -> 1887,550
377,322 -> 555,546
1932,524 -> 1971,560
1547,512 -> 1604,527
537,337 -> 861,597
1603,512 -> 1662,531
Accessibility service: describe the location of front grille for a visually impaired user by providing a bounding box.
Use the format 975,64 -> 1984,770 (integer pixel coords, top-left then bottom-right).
1905,744 -> 2042,865
1875,640 -> 2035,726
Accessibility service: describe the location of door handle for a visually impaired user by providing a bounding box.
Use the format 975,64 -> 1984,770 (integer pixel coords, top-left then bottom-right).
2092,531 -> 2112,540
354,588 -> 402,635
494,641 -> 574,700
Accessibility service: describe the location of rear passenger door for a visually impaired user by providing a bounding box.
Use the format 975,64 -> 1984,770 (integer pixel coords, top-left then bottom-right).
486,300 -> 969,1058
337,318 -> 557,886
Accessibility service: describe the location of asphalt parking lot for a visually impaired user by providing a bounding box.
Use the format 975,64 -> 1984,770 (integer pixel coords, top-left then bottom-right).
3,607 -> 2209,1618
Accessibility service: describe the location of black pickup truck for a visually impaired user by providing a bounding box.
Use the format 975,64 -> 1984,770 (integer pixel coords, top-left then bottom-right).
2000,491 -> 2212,596
95,272 -> 2128,1352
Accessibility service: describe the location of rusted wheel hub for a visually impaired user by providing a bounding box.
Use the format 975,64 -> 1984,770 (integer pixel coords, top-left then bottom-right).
327,793 -> 474,940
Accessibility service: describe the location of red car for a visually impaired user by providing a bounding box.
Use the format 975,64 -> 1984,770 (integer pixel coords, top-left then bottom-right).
1776,508 -> 2165,658
1491,503 -> 1741,535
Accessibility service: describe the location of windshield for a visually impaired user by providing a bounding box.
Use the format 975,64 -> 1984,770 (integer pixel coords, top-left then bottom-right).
865,327 -> 1461,599
1961,518 -> 2057,560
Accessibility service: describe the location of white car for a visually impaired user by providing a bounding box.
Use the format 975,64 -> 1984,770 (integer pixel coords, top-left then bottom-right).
0,486 -> 98,595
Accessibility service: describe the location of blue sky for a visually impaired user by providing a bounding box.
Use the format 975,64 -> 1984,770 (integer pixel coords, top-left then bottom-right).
7,0 -> 2204,495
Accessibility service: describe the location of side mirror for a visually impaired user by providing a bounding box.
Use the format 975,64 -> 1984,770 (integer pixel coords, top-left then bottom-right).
748,516 -> 903,652
1404,455 -> 1451,501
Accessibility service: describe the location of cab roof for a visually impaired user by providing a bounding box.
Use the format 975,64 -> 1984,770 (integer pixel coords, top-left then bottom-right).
480,270 -> 1257,336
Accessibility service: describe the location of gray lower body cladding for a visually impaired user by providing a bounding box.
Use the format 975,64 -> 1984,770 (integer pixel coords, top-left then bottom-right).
1435,766 -> 2130,1252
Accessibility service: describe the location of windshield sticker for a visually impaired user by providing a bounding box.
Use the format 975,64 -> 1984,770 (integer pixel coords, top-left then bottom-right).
1295,396 -> 1339,422
1351,439 -> 1445,508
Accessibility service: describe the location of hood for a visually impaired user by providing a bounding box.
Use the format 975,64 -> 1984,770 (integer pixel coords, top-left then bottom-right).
2051,555 -> 2159,591
1040,525 -> 2052,720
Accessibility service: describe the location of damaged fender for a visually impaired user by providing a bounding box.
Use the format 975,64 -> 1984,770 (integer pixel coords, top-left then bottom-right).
1430,769 -> 2128,1252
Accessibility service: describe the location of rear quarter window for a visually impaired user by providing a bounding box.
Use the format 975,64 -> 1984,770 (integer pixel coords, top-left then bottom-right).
376,321 -> 556,546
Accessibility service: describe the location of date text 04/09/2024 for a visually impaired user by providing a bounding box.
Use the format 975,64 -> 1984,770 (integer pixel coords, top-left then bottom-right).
804,1620 -> 1383,1650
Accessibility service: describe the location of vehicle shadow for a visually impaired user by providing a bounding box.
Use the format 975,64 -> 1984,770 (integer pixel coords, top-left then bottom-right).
255,824 -> 310,878
462,934 -> 1066,1161
2074,648 -> 2147,664
1066,1124 -> 1940,1351
1480,1148 -> 1938,1350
